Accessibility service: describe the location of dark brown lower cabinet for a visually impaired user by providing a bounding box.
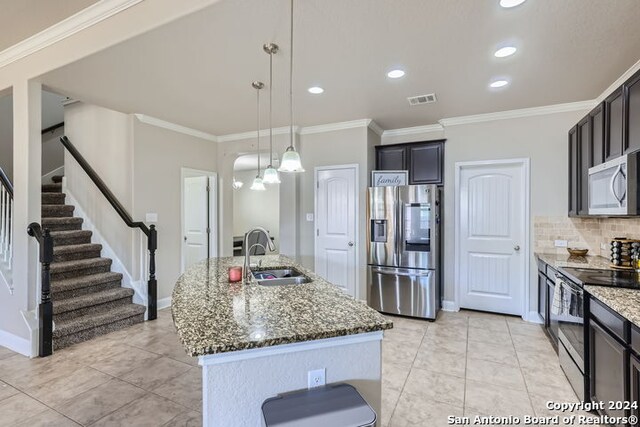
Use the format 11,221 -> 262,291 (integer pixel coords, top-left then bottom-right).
538,272 -> 547,326
589,319 -> 628,420
630,353 -> 640,422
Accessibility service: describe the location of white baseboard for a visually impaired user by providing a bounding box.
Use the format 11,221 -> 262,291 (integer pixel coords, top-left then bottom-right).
157,296 -> 172,311
441,300 -> 459,312
523,311 -> 543,324
0,329 -> 32,357
42,166 -> 64,184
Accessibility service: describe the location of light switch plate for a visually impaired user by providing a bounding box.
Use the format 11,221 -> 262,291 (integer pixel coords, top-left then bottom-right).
554,240 -> 568,248
306,213 -> 314,222
146,213 -> 158,223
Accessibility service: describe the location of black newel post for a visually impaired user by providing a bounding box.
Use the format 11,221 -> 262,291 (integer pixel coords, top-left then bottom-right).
39,229 -> 54,357
147,225 -> 157,321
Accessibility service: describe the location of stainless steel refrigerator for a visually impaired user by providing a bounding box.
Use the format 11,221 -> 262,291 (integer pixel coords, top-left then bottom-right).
367,185 -> 441,320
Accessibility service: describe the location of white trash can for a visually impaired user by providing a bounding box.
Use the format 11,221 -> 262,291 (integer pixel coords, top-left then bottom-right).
262,383 -> 377,427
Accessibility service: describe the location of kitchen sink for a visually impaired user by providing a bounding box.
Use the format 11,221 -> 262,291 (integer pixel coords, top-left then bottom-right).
251,267 -> 311,286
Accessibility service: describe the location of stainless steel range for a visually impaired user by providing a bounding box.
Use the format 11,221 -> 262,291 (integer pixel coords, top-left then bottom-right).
367,185 -> 441,320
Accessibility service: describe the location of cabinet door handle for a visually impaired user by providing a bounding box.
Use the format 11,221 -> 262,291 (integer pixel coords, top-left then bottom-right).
348,241 -> 354,247
514,245 -> 520,251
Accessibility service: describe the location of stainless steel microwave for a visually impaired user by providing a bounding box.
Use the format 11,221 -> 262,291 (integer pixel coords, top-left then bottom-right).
588,152 -> 638,216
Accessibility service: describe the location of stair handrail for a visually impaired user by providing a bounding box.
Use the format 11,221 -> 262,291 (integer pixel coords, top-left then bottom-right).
27,222 -> 54,357
0,166 -> 13,272
0,166 -> 12,198
58,136 -> 157,321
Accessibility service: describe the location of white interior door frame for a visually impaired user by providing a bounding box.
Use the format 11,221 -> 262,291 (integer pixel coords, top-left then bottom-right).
314,164 -> 360,299
454,158 -> 531,319
181,167 -> 218,273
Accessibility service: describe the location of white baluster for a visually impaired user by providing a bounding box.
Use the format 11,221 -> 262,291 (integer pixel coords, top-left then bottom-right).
0,186 -> 5,261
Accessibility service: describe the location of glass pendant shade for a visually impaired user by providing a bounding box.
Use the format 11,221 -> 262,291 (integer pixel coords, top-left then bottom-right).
263,166 -> 281,184
278,146 -> 305,172
232,178 -> 244,189
250,176 -> 266,191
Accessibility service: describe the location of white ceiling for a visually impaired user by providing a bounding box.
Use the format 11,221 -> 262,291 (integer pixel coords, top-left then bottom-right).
0,0 -> 98,52
40,0 -> 640,136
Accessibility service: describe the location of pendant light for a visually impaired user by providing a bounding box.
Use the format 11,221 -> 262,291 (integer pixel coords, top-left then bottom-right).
278,0 -> 305,173
250,81 -> 266,191
232,177 -> 244,189
262,43 -> 281,184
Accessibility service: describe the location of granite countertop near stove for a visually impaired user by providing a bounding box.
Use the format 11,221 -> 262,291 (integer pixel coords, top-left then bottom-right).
172,255 -> 393,357
535,252 -> 613,270
585,284 -> 640,329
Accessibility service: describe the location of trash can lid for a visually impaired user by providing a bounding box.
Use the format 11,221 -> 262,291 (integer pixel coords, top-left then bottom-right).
262,383 -> 377,427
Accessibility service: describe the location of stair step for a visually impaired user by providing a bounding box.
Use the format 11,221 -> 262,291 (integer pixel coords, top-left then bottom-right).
53,303 -> 146,350
42,193 -> 66,205
51,175 -> 63,183
42,204 -> 75,218
42,183 -> 62,193
50,230 -> 92,246
52,272 -> 123,299
54,287 -> 134,320
50,257 -> 112,281
53,243 -> 102,263
42,217 -> 83,231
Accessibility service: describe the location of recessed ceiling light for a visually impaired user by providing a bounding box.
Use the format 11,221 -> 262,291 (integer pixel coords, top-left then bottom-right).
308,86 -> 324,94
494,46 -> 517,58
387,69 -> 406,79
489,79 -> 509,88
500,0 -> 526,8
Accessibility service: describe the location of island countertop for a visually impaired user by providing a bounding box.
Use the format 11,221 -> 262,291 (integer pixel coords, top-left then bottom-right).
172,255 -> 393,357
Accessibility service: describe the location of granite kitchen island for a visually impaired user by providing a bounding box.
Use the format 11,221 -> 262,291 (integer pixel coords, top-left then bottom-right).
172,255 -> 392,427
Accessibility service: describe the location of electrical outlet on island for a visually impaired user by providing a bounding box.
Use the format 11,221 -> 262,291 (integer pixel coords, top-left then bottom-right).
307,368 -> 326,389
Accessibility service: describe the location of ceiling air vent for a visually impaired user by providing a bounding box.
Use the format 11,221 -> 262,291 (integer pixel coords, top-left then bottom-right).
407,93 -> 437,106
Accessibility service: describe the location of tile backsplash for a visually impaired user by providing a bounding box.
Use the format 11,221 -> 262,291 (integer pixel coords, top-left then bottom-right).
534,216 -> 640,257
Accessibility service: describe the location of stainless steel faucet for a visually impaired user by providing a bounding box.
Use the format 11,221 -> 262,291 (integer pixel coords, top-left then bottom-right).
243,227 -> 276,283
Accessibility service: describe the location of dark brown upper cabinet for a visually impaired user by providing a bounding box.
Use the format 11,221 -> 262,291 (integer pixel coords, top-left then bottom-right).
578,117 -> 591,216
568,126 -> 579,217
375,140 -> 445,185
605,87 -> 625,161
408,143 -> 443,185
625,70 -> 640,154
590,102 -> 605,167
375,146 -> 406,171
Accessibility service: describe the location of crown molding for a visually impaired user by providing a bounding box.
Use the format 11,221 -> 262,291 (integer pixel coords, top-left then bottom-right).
367,120 -> 384,136
299,119 -> 382,135
438,100 -> 596,127
596,58 -> 640,104
382,124 -> 444,138
134,114 -> 218,142
217,126 -> 297,143
0,0 -> 143,69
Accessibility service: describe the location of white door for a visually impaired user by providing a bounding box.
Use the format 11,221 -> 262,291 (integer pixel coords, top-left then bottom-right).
182,169 -> 217,271
315,165 -> 358,297
457,160 -> 528,315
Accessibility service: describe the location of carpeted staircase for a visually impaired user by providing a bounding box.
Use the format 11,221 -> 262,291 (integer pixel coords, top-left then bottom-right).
42,176 -> 146,350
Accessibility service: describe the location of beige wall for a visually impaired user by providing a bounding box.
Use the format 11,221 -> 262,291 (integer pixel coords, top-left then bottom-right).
0,95 -> 12,178
217,133 -> 295,258
64,102 -> 136,274
232,169 -> 280,251
132,119 -> 218,301
442,110 -> 590,313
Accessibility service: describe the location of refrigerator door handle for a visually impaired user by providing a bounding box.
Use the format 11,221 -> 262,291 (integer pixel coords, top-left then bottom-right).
371,266 -> 432,277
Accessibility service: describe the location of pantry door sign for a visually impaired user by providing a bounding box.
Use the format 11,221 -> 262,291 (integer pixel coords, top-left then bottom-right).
371,170 -> 408,187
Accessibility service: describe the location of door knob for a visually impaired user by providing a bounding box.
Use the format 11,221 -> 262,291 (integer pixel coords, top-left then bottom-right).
184,236 -> 187,242
514,245 -> 520,251
348,241 -> 354,247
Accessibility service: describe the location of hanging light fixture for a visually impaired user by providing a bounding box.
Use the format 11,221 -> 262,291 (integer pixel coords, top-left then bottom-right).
278,0 -> 305,172
232,177 -> 244,189
250,81 -> 266,191
262,43 -> 281,184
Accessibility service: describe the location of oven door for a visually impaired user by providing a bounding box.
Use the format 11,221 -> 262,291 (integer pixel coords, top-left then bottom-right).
589,156 -> 629,215
557,279 -> 584,368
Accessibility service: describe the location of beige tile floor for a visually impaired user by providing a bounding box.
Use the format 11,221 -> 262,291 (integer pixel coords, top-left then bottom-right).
0,309 -> 594,426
